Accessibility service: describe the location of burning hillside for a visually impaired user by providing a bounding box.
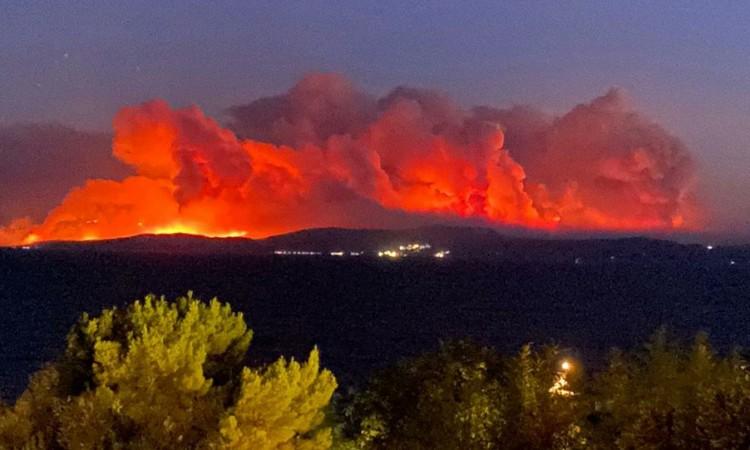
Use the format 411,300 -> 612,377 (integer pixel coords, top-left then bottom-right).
0,74 -> 699,246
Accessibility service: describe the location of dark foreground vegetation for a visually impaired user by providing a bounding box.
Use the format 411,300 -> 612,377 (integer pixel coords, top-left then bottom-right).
3,294 -> 750,449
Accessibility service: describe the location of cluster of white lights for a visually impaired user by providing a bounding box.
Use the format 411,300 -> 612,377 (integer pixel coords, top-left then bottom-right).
398,243 -> 431,252
272,244 -> 449,259
273,250 -> 322,256
275,250 -> 364,257
377,242 -> 437,258
329,251 -> 363,257
377,250 -> 400,258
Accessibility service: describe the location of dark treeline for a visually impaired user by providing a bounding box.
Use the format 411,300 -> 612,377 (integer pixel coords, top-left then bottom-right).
336,335 -> 750,449
2,294 -> 750,449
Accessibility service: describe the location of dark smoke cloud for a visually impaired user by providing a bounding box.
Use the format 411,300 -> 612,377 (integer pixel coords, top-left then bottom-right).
226,73 -> 377,148
0,124 -> 128,224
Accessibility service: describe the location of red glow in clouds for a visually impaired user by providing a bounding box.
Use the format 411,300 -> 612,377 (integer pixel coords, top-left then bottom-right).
0,74 -> 700,246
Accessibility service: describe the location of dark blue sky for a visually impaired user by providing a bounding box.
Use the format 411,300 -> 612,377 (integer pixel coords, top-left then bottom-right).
2,1 -> 749,232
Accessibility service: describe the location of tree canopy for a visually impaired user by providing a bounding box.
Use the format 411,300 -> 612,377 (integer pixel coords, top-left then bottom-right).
337,334 -> 750,450
337,341 -> 585,450
0,293 -> 337,449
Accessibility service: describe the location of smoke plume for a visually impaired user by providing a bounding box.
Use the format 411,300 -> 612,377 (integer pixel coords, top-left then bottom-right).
0,74 -> 699,245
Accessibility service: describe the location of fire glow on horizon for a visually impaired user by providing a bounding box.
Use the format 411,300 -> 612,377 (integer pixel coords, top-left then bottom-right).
0,74 -> 700,246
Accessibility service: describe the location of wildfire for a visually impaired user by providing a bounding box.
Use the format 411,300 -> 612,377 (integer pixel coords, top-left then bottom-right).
22,234 -> 40,245
150,223 -> 247,238
0,74 -> 701,246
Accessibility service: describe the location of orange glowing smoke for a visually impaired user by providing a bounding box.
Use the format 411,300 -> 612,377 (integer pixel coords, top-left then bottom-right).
0,74 -> 700,246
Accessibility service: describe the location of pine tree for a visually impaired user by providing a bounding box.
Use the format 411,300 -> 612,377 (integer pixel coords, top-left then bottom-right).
0,293 -> 337,449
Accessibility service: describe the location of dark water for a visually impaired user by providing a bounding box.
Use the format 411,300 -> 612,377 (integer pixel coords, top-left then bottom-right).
2,250 -> 750,400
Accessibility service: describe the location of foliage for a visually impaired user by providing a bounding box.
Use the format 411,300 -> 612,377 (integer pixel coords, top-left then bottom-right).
339,332 -> 750,449
0,293 -> 337,449
339,341 -> 585,450
4,296 -> 750,450
588,330 -> 750,449
503,344 -> 585,449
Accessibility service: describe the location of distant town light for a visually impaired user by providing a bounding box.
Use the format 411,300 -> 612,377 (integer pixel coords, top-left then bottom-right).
377,242 -> 435,259
274,250 -> 322,256
706,245 -> 714,250
274,242 -> 447,260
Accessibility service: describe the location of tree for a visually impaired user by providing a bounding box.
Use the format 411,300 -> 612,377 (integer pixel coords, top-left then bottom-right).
588,330 -> 750,449
0,293 -> 337,449
503,344 -> 586,449
339,341 -> 585,450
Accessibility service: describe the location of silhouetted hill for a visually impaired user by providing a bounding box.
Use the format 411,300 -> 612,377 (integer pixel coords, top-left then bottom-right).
14,225 -> 747,266
30,233 -> 264,254
262,225 -> 507,253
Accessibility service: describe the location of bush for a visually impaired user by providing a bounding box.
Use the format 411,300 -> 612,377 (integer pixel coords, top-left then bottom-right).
0,293 -> 337,449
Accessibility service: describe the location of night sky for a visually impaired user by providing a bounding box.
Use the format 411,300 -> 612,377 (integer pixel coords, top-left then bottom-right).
2,1 -> 749,237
